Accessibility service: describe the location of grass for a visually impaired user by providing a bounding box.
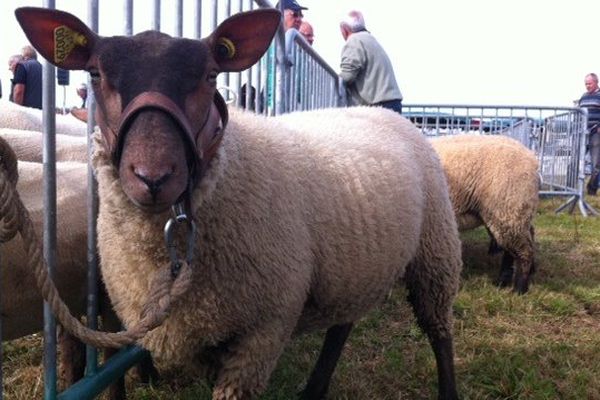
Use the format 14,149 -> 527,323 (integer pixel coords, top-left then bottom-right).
3,197 -> 600,399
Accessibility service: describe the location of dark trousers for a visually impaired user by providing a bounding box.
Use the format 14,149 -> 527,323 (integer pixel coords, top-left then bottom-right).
373,99 -> 402,115
588,129 -> 600,193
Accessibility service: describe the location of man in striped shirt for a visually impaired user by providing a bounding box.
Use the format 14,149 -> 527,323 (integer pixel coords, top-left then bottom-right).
579,73 -> 600,195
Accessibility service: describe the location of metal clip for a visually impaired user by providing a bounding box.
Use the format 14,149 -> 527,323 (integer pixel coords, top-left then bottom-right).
164,203 -> 196,278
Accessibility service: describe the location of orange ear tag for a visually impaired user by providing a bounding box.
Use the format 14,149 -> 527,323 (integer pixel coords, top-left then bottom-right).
54,25 -> 88,64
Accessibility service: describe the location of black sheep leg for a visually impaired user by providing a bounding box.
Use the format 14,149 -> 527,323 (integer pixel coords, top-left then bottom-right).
300,323 -> 354,400
405,264 -> 459,400
497,251 -> 515,288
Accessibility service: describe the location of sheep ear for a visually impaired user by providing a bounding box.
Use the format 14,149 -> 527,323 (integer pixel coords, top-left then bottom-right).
15,7 -> 97,70
209,9 -> 281,72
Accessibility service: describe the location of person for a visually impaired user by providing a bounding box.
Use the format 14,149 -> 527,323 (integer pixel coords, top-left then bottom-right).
71,82 -> 89,122
76,82 -> 88,108
339,10 -> 403,114
579,73 -> 600,195
13,45 -> 43,109
299,20 -> 314,45
277,0 -> 307,31
7,54 -> 23,103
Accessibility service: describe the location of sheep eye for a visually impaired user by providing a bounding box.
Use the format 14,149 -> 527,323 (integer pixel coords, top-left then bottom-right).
207,71 -> 218,84
89,69 -> 101,84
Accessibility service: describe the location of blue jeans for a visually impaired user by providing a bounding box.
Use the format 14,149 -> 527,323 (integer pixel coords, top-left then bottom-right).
373,99 -> 402,115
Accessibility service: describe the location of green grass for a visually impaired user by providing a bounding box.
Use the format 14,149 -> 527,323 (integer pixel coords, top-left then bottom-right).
3,197 -> 600,399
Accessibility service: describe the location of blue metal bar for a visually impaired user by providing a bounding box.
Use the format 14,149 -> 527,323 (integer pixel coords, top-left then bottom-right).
175,0 -> 183,37
58,347 -> 149,400
152,0 -> 161,31
124,0 -> 133,35
85,0 -> 100,377
194,0 -> 202,39
42,0 -> 58,398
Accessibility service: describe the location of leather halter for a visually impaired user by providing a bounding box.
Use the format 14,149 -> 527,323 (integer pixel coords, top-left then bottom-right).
98,90 -> 228,183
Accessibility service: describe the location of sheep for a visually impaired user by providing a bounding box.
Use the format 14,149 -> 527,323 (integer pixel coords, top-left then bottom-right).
0,140 -> 153,397
0,150 -> 88,384
1,158 -> 88,340
430,134 -> 539,294
0,100 -> 87,136
18,7 -> 463,399
0,127 -> 88,163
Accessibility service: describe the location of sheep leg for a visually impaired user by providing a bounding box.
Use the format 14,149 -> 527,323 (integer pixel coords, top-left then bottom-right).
299,322 -> 354,400
513,225 -> 537,294
136,355 -> 160,385
212,322 -> 293,400
405,264 -> 459,400
484,226 -> 502,255
487,223 -> 535,294
497,251 -> 515,288
57,325 -> 86,388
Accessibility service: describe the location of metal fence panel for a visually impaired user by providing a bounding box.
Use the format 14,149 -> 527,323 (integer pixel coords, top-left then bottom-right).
404,104 -> 596,216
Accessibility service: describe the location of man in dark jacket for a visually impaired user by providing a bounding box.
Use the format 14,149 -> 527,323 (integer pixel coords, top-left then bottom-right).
13,45 -> 42,109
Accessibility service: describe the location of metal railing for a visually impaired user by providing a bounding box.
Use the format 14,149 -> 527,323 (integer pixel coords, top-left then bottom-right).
404,104 -> 597,216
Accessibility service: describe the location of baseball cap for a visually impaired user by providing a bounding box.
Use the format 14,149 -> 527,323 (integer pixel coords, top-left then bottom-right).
276,0 -> 308,11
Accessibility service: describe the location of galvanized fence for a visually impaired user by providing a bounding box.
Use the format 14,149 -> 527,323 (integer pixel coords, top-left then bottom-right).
404,104 -> 597,216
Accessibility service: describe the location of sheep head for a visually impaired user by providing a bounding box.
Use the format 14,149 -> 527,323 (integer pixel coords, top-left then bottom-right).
15,7 -> 280,213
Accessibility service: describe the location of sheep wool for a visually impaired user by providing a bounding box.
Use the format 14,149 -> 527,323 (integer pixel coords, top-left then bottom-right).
430,134 -> 539,292
1,160 -> 88,340
0,128 -> 88,163
93,107 -> 462,387
0,100 -> 86,136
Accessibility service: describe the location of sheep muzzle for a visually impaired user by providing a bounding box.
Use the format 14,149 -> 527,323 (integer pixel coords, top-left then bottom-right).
111,91 -> 227,212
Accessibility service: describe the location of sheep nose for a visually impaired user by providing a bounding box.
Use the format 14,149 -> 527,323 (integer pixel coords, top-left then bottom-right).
133,169 -> 173,200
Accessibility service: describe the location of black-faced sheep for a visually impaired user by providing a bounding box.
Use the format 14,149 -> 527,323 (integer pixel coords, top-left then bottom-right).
18,7 -> 463,399
430,134 -> 539,294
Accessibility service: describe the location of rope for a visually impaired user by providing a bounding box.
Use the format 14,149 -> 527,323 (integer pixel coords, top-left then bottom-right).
0,137 -> 194,349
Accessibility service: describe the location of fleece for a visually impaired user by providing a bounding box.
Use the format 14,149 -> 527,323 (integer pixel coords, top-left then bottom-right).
0,100 -> 86,136
430,134 -> 539,288
0,159 -> 88,340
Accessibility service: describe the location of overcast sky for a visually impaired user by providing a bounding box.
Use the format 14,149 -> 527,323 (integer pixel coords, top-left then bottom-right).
2,0 -> 599,108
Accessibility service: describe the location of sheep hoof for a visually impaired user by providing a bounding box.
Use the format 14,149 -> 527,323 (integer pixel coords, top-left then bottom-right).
496,270 -> 513,289
513,277 -> 530,295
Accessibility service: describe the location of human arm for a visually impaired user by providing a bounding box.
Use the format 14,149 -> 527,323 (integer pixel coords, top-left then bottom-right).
339,38 -> 365,84
13,84 -> 25,105
12,64 -> 26,105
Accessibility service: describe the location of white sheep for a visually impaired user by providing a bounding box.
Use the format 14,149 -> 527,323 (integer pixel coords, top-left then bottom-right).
0,100 -> 87,136
1,158 -> 88,340
0,127 -> 87,163
430,134 -> 539,294
18,7 -> 463,399
0,141 -> 147,396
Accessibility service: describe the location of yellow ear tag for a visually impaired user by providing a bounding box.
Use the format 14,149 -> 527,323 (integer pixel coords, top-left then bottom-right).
217,37 -> 236,59
54,25 -> 88,64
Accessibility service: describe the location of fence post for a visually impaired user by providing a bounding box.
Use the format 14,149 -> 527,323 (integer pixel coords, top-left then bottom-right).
42,0 -> 58,397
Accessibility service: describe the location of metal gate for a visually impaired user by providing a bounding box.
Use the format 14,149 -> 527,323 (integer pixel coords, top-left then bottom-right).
403,104 -> 596,216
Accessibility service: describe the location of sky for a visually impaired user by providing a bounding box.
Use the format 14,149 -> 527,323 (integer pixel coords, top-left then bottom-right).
2,0 -> 600,108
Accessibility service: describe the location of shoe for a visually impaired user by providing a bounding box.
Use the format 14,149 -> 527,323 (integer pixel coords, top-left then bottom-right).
587,187 -> 597,196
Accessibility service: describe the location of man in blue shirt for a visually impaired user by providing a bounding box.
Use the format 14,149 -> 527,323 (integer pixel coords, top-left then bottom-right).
13,45 -> 43,110
579,73 -> 600,195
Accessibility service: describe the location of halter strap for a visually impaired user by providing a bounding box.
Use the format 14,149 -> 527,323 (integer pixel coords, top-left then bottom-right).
97,91 -> 228,181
